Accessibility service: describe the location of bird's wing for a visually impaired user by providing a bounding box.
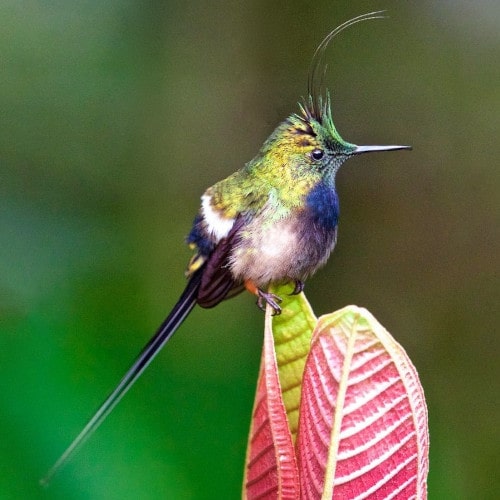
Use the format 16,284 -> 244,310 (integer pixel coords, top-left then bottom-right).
196,214 -> 245,308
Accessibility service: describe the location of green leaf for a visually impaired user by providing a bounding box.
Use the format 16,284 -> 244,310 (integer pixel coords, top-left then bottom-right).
269,283 -> 317,440
243,290 -> 300,499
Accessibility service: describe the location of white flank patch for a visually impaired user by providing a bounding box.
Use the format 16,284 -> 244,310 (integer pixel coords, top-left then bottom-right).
201,194 -> 235,241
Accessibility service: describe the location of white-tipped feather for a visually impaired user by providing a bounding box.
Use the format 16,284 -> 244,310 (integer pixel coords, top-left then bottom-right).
201,194 -> 235,242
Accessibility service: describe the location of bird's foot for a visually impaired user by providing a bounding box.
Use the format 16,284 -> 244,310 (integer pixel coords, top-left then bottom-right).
257,289 -> 282,315
290,280 -> 305,295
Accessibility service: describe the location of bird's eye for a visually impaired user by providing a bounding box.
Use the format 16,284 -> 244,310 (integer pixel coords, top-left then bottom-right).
311,148 -> 324,161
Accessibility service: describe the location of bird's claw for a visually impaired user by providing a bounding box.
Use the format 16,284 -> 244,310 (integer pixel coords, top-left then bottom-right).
257,289 -> 282,315
290,280 -> 304,295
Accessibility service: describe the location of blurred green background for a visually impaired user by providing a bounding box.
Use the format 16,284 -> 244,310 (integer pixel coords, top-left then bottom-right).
1,1 -> 498,498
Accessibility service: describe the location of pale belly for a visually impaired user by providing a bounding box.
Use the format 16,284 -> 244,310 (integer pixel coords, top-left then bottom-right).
229,215 -> 337,287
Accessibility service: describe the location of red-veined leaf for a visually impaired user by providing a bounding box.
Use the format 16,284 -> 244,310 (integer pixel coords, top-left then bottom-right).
297,306 -> 429,499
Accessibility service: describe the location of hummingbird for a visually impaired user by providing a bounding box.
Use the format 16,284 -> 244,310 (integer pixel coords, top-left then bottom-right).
41,11 -> 411,484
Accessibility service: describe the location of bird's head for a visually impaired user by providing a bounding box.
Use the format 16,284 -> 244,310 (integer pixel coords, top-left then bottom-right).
283,93 -> 411,179
257,12 -> 411,184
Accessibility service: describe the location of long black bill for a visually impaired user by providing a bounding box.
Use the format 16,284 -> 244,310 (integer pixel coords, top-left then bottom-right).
352,144 -> 412,154
40,268 -> 204,486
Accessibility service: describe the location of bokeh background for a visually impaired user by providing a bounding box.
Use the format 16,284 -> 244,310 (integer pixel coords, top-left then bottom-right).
1,1 -> 498,498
